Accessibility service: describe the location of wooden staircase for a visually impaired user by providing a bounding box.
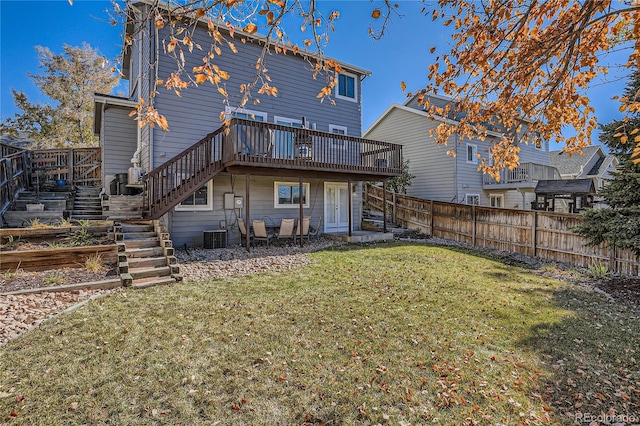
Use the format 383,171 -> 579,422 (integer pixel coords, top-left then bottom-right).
71,186 -> 105,221
115,220 -> 182,289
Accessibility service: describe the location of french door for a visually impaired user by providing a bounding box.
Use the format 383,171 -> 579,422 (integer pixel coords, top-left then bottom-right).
324,182 -> 350,232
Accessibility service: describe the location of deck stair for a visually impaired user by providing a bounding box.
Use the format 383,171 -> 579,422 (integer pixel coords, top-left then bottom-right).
71,186 -> 105,221
114,220 -> 182,289
361,208 -> 402,233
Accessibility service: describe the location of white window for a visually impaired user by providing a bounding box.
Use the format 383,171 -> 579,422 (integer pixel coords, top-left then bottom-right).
175,179 -> 214,211
466,143 -> 478,164
465,194 -> 480,206
225,106 -> 267,122
274,181 -> 310,208
329,124 -> 347,135
329,124 -> 347,147
274,116 -> 303,128
490,194 -> 503,208
336,72 -> 357,102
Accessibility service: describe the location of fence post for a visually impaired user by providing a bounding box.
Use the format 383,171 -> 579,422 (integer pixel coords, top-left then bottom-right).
531,211 -> 538,257
392,191 -> 396,226
471,204 -> 476,246
429,199 -> 434,237
68,149 -> 74,184
610,243 -> 617,275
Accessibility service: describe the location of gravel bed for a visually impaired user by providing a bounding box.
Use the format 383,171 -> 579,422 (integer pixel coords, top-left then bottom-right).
175,238 -> 345,281
0,289 -> 114,346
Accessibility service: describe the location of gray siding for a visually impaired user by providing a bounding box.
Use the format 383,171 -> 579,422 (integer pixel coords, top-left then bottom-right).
149,22 -> 364,165
101,105 -> 137,193
365,107 -> 456,202
170,174 -> 350,247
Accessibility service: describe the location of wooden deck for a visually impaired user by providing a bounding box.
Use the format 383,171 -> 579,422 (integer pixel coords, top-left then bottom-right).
143,119 -> 403,219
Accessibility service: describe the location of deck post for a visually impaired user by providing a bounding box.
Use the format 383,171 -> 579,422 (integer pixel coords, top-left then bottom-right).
382,180 -> 388,233
348,180 -> 352,238
245,173 -> 250,251
299,176 -> 304,247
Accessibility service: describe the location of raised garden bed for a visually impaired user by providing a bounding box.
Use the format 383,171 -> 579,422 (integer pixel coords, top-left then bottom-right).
0,244 -> 118,272
0,223 -> 117,272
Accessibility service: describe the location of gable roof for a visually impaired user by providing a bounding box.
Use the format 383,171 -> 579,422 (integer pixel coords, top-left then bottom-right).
364,103 -> 503,139
549,146 -> 603,176
534,179 -> 595,195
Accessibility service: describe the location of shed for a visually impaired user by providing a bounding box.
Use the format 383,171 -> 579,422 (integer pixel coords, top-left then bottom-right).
532,179 -> 595,213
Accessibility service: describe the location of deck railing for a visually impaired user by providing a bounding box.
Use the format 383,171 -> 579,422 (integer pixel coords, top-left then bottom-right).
142,127 -> 226,219
483,162 -> 560,186
0,143 -> 29,214
224,119 -> 403,175
141,119 -> 403,219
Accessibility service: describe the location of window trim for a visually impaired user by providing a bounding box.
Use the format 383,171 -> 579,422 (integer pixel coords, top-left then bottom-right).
274,181 -> 310,209
274,116 -> 303,127
466,143 -> 478,164
225,106 -> 267,122
335,72 -> 357,102
329,124 -> 348,135
489,193 -> 504,208
465,193 -> 480,206
175,179 -> 214,211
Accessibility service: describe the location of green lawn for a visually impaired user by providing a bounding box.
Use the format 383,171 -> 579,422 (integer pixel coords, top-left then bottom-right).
1,243 -> 638,425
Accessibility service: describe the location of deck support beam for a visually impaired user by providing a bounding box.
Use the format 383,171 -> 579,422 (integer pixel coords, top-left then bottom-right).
245,173 -> 250,251
299,176 -> 304,247
348,180 -> 352,238
382,179 -> 388,233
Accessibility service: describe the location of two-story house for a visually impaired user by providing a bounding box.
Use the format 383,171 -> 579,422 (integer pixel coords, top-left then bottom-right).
550,145 -> 618,190
93,1 -> 402,248
364,94 -> 558,209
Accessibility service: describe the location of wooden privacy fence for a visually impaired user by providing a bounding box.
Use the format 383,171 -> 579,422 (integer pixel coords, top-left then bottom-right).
31,148 -> 102,187
364,184 -> 640,276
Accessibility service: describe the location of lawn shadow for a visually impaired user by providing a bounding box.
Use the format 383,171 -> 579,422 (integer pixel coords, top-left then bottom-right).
515,285 -> 640,421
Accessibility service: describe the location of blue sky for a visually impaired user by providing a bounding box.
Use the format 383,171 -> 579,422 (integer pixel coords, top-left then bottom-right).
0,0 -> 630,150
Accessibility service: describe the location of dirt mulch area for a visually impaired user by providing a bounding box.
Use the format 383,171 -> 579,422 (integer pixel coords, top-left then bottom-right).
1,267 -> 118,294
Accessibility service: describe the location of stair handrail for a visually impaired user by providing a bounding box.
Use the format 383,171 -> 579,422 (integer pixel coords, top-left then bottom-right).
141,126 -> 226,219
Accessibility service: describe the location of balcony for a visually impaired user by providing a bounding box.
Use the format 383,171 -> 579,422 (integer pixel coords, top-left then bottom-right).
482,162 -> 560,190
222,119 -> 403,179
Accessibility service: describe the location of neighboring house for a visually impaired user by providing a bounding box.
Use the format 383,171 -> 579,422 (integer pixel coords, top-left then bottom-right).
550,145 -> 618,190
93,1 -> 402,247
364,94 -> 559,209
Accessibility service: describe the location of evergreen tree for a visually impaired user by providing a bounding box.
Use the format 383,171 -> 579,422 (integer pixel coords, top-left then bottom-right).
574,70 -> 640,256
1,44 -> 119,148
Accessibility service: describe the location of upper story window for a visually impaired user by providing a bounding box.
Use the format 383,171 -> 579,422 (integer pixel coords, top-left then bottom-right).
466,143 -> 478,164
336,73 -> 357,102
329,124 -> 347,135
225,106 -> 267,122
175,179 -> 213,211
274,116 -> 303,128
329,124 -> 347,147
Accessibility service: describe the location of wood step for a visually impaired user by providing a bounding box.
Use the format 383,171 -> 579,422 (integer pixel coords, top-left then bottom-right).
122,238 -> 161,249
123,231 -> 158,239
131,276 -> 176,289
129,265 -> 171,280
125,246 -> 165,258
128,256 -> 167,269
121,224 -> 154,233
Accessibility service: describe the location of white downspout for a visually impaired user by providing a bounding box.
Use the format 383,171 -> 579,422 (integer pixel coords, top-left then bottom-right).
128,5 -> 143,183
454,132 -> 459,203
